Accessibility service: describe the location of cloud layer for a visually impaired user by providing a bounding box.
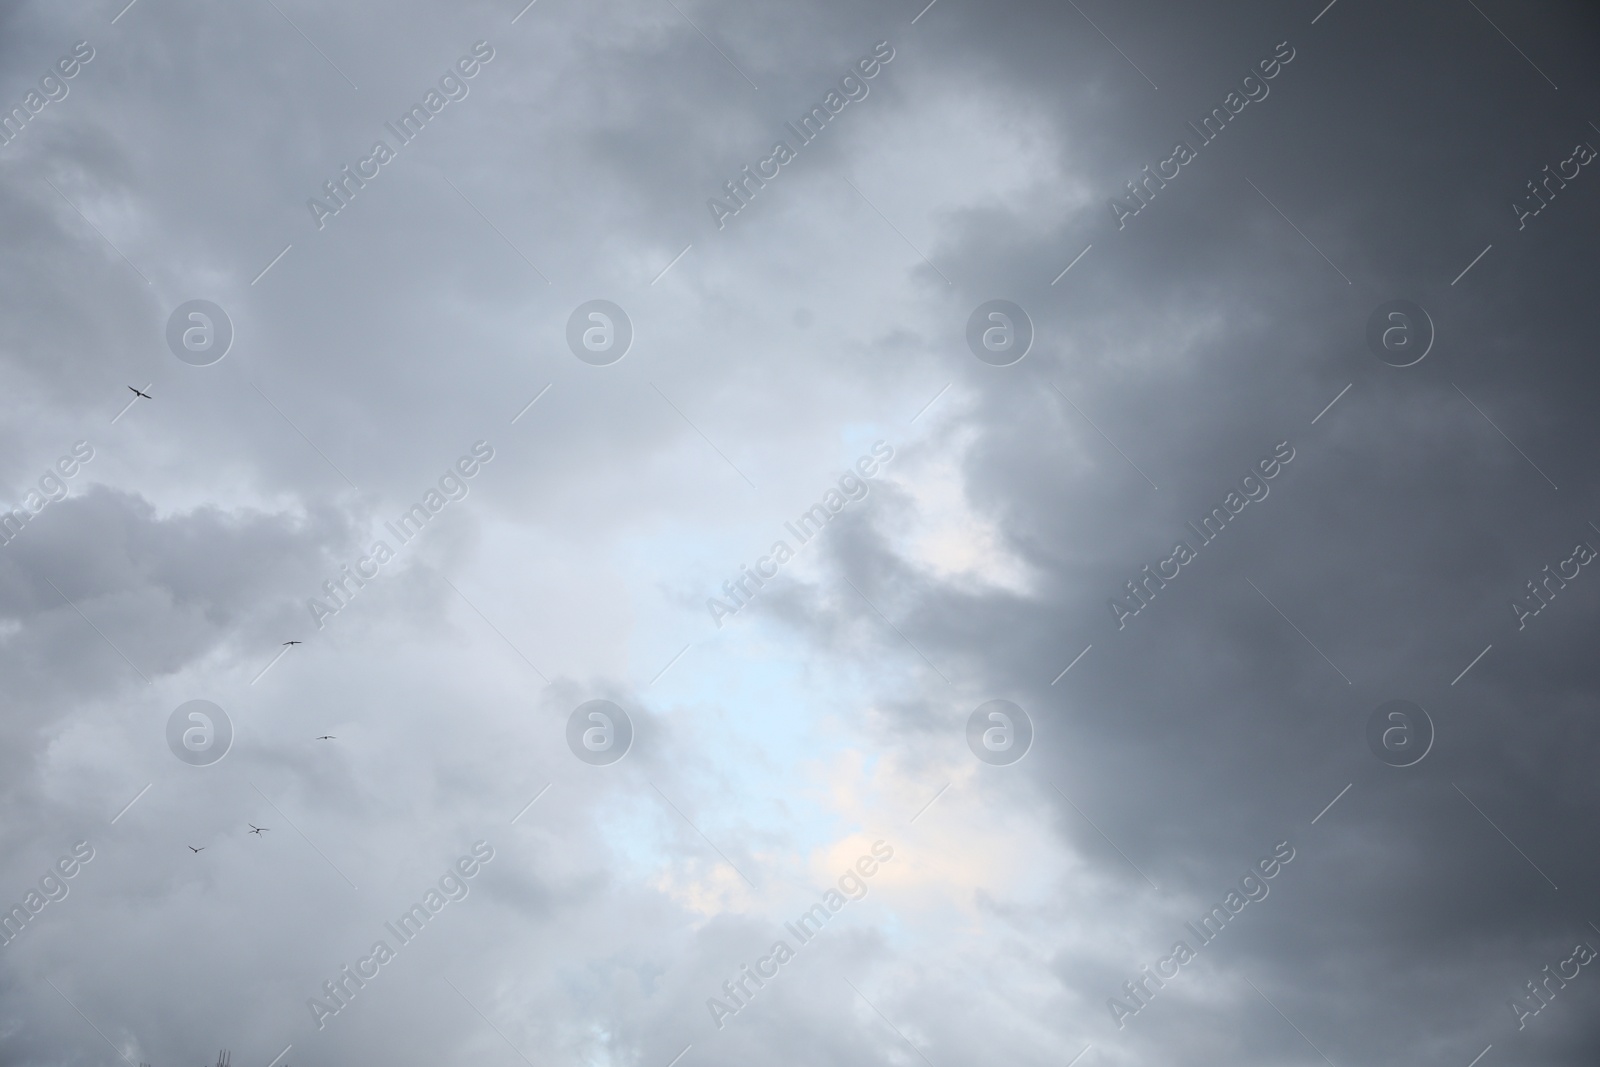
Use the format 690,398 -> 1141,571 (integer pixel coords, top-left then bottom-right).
3,1 -> 1599,1065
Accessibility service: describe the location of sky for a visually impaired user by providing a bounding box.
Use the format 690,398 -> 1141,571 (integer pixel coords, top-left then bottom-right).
2,0 -> 1600,1064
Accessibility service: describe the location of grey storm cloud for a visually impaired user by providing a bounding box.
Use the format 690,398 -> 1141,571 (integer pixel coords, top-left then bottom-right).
3,0 -> 1599,1065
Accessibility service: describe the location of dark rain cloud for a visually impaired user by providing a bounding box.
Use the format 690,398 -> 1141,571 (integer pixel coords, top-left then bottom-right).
3,0 -> 1599,1065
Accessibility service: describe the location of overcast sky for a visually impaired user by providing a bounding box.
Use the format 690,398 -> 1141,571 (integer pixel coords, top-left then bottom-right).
3,0 -> 1600,1065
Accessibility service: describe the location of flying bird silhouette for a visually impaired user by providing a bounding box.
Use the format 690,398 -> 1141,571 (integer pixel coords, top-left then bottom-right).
247,824 -> 269,835
316,735 -> 336,740
187,846 -> 204,853
127,386 -> 153,399
282,640 -> 302,646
